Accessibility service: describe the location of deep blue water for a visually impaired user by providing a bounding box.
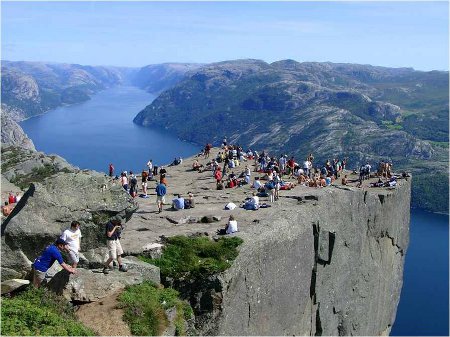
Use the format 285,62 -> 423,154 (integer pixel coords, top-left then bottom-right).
391,209 -> 449,336
19,86 -> 449,336
20,86 -> 201,174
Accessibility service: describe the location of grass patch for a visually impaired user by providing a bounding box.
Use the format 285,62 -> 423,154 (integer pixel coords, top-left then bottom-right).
118,281 -> 192,336
430,141 -> 449,149
11,164 -> 72,189
139,235 -> 244,279
1,287 -> 95,336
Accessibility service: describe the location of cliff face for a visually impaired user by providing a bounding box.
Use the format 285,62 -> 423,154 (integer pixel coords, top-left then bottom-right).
207,183 -> 410,335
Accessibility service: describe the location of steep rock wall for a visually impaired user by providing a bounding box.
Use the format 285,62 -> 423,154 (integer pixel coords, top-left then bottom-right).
211,181 -> 410,335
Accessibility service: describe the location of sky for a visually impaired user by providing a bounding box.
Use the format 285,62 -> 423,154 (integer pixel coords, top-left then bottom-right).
1,1 -> 449,71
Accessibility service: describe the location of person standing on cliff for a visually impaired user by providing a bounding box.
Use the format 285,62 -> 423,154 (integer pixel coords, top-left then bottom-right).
60,221 -> 82,268
155,181 -> 167,213
103,216 -> 127,274
109,163 -> 114,177
32,238 -> 77,287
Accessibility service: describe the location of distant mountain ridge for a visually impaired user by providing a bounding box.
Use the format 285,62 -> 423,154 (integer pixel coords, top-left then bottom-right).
133,58 -> 449,212
0,60 -> 200,122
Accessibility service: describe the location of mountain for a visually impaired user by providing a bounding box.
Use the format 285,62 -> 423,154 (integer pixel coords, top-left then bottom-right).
1,61 -> 130,121
134,59 -> 449,212
131,63 -> 202,94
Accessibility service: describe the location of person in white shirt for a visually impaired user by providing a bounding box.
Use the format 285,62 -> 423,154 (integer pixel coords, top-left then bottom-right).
60,221 -> 82,268
225,215 -> 238,234
252,177 -> 262,190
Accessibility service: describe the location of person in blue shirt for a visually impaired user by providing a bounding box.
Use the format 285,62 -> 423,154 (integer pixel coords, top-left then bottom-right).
172,194 -> 185,210
32,238 -> 77,288
155,182 -> 167,213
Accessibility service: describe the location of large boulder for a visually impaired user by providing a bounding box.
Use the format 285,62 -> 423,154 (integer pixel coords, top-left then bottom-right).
46,259 -> 160,302
1,170 -> 138,279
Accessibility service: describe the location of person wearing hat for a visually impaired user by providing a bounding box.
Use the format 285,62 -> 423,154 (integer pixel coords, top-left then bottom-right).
103,216 -> 127,274
32,238 -> 77,288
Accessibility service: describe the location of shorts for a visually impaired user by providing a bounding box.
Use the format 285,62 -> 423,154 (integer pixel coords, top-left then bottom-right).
68,249 -> 80,264
157,195 -> 165,204
107,239 -> 123,260
33,268 -> 46,285
142,182 -> 147,188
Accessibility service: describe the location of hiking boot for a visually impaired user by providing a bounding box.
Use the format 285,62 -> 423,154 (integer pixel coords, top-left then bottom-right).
102,267 -> 109,274
119,265 -> 127,272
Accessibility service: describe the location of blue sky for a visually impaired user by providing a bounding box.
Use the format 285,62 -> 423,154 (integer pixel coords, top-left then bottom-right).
2,1 -> 449,71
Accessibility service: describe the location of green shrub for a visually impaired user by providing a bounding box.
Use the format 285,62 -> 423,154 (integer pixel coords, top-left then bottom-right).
118,281 -> 192,336
140,236 -> 243,279
1,288 -> 95,336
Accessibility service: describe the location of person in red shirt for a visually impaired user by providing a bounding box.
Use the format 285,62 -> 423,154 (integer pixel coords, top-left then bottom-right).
214,167 -> 222,189
287,157 -> 295,177
109,163 -> 114,177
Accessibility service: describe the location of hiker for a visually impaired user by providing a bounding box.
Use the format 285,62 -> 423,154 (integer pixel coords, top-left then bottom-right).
172,194 -> 185,210
252,177 -> 263,191
109,163 -> 114,177
142,169 -> 148,196
103,216 -> 127,274
155,181 -> 167,213
274,172 -> 281,200
205,143 -> 211,158
342,175 -> 348,186
244,165 -> 251,184
225,215 -> 238,234
60,221 -> 82,268
8,192 -> 16,204
15,192 -> 21,203
1,202 -> 13,217
287,157 -> 295,177
32,238 -> 77,287
129,171 -> 138,197
265,179 -> 276,202
214,167 -> 223,189
147,159 -> 153,176
159,166 -> 167,177
184,192 -> 195,209
244,192 -> 259,210
120,172 -> 128,191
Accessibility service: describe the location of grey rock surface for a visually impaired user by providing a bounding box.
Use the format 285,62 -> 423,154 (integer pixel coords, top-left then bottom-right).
1,146 -> 411,335
46,262 -> 160,302
0,113 -> 36,150
1,159 -> 138,277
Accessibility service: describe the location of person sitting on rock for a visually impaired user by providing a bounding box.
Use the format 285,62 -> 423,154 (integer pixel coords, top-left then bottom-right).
103,216 -> 127,274
1,202 -> 13,217
172,194 -> 185,210
225,215 -> 238,234
342,175 -> 348,186
192,159 -> 203,171
244,192 -> 260,210
252,177 -> 261,189
32,238 -> 77,287
60,221 -> 82,268
184,192 -> 195,209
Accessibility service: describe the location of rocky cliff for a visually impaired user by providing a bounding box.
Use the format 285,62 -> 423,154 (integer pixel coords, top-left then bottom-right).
1,144 -> 410,335
213,183 -> 409,336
